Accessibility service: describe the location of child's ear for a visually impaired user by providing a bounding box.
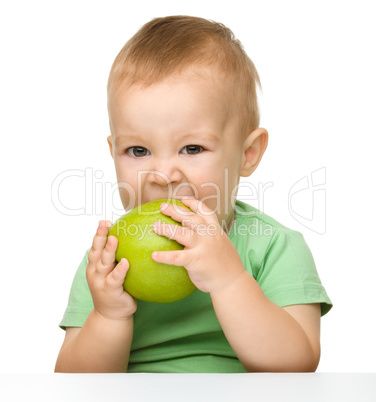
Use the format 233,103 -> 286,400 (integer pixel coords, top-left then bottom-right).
107,135 -> 114,158
239,127 -> 268,177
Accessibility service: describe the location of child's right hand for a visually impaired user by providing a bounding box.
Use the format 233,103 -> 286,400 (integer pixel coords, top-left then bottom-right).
86,220 -> 137,320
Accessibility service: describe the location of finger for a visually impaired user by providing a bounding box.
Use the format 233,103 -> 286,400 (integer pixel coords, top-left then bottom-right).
152,222 -> 196,248
151,249 -> 187,267
102,234 -> 119,266
159,202 -> 195,222
95,235 -> 118,278
88,220 -> 112,265
105,258 -> 129,289
180,198 -> 218,223
160,202 -> 204,229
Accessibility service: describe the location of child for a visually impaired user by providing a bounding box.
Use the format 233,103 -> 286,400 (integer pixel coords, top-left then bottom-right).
55,15 -> 332,373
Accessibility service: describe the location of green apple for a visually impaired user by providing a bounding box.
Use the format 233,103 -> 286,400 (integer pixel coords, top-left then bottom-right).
108,199 -> 196,303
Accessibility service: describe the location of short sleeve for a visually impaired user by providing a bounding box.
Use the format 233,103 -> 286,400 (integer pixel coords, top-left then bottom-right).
59,249 -> 94,330
255,229 -> 332,316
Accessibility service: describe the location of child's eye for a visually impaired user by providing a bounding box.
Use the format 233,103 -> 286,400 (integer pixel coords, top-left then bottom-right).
127,146 -> 151,157
181,145 -> 204,155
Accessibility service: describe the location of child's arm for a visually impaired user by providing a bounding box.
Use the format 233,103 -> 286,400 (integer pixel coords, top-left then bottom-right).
210,274 -> 321,372
152,199 -> 320,372
55,221 -> 137,373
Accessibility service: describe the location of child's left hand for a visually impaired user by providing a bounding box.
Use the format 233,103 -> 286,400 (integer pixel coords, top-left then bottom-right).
151,198 -> 246,294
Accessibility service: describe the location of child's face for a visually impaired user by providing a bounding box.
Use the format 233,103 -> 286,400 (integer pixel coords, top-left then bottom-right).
107,68 -> 248,229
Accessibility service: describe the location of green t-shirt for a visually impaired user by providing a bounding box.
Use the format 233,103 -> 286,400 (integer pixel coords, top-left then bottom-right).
59,200 -> 332,373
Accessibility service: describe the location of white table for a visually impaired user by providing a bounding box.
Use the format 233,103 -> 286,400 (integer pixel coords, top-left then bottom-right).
1,373 -> 375,401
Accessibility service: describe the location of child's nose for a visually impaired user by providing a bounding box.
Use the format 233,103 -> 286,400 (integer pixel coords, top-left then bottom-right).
146,160 -> 183,186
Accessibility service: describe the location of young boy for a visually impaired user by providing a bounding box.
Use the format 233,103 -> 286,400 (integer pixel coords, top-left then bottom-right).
55,15 -> 332,373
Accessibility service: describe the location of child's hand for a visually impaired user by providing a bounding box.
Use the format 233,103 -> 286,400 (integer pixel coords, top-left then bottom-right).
151,198 -> 246,295
86,220 -> 137,320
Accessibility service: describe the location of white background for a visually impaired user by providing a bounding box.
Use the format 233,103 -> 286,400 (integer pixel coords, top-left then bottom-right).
1,0 -> 375,373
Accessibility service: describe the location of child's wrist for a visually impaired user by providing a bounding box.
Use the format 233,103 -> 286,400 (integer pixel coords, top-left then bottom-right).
209,270 -> 248,298
92,307 -> 135,323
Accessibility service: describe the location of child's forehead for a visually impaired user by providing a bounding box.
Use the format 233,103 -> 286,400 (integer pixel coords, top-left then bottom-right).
110,76 -> 232,125
112,69 -> 235,120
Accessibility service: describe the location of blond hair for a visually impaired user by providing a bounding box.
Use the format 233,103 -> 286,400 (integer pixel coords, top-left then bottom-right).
107,15 -> 261,136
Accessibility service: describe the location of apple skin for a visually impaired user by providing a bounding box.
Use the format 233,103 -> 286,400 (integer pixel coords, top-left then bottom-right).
108,199 -> 197,303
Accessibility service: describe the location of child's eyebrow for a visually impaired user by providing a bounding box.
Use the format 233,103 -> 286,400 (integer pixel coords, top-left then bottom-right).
114,134 -> 142,147
114,132 -> 221,147
178,132 -> 221,144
